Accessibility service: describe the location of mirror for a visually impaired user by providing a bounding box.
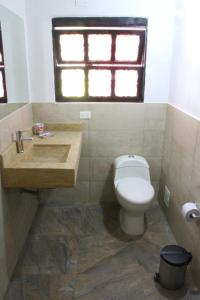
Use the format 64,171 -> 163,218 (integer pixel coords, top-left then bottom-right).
0,4 -> 29,120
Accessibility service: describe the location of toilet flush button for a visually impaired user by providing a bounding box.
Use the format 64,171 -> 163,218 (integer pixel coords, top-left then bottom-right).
128,155 -> 135,158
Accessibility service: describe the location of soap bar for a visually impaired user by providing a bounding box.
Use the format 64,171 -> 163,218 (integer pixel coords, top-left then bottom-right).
39,131 -> 54,138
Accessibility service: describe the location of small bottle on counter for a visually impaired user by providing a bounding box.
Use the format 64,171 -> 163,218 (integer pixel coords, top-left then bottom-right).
33,123 -> 44,135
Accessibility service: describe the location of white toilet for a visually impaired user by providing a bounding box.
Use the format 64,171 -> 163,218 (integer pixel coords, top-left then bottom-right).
114,155 -> 155,236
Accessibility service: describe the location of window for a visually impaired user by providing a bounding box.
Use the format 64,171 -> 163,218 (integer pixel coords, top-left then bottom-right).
0,24 -> 7,103
52,18 -> 147,102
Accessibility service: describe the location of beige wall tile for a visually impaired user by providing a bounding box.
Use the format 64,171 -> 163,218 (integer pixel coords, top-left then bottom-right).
162,105 -> 173,160
160,104 -> 200,284
0,118 -> 13,153
167,147 -> 193,202
88,103 -> 145,131
191,229 -> 200,283
90,157 -> 114,182
39,182 -> 90,207
89,129 -> 144,158
0,104 -> 37,299
31,103 -> 165,208
171,106 -> 199,157
20,103 -> 33,130
144,103 -> 167,131
193,124 -> 200,173
0,103 -> 25,120
189,167 -> 200,206
77,157 -> 90,182
32,103 -> 88,131
0,104 -> 33,153
152,181 -> 159,202
142,130 -> 164,157
147,158 -> 162,181
33,103 -> 90,157
81,130 -> 89,158
90,180 -> 116,203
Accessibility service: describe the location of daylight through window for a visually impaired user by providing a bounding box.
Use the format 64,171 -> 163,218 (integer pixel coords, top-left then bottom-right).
52,18 -> 147,102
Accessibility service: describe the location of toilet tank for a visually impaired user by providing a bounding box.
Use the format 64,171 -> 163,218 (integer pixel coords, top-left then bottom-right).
114,155 -> 150,185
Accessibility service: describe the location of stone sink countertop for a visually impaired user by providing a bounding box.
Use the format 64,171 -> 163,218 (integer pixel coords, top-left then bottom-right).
0,123 -> 82,188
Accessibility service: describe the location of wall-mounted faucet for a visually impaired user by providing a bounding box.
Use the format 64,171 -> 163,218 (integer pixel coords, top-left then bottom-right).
16,130 -> 33,153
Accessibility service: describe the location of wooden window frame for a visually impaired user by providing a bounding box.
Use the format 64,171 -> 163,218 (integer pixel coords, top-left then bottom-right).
52,17 -> 148,102
0,25 -> 7,103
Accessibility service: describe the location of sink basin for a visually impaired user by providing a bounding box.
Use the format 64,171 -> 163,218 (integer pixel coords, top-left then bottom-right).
22,144 -> 70,163
0,124 -> 82,188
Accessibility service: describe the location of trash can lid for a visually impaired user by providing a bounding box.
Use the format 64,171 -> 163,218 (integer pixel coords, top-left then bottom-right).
160,245 -> 192,267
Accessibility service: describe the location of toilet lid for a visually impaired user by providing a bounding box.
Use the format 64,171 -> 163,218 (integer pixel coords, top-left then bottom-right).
116,177 -> 155,204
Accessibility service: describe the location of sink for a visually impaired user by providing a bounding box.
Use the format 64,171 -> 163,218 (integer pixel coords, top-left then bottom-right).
22,144 -> 70,163
0,123 -> 82,188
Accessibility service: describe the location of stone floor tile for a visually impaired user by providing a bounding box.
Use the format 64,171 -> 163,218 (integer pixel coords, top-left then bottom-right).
74,243 -> 154,298
74,270 -> 189,300
3,278 -> 23,300
22,275 -> 75,300
80,202 -> 132,241
15,235 -> 78,276
77,234 -> 131,273
5,202 -> 193,300
61,206 -> 83,239
5,274 -> 76,300
31,205 -> 83,240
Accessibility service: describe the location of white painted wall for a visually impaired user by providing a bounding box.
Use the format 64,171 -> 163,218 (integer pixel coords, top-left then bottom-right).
169,0 -> 200,118
26,0 -> 175,102
0,0 -> 25,18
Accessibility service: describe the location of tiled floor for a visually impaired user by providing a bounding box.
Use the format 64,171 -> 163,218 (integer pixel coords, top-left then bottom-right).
4,200 -> 198,300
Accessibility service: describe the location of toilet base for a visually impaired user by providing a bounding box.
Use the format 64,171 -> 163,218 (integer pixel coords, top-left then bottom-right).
120,208 -> 144,235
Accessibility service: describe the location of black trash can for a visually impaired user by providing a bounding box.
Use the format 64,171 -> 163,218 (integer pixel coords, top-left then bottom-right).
155,245 -> 192,290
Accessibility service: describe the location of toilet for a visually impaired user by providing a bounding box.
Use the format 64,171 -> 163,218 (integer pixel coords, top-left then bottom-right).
114,155 -> 155,236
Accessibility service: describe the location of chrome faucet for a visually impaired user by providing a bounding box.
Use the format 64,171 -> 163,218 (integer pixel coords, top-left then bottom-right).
16,130 -> 33,153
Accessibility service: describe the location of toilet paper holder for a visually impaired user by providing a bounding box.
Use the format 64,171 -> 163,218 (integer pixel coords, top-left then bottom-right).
181,202 -> 200,222
190,202 -> 200,220
190,212 -> 200,220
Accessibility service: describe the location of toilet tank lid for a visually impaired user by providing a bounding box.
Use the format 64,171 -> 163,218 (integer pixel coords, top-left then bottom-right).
114,155 -> 149,169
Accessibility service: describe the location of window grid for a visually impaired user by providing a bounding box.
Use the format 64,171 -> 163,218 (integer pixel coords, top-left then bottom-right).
55,66 -> 144,101
52,18 -> 147,102
54,30 -> 145,64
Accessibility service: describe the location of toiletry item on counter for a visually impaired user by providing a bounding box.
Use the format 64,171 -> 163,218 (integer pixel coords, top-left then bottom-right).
33,123 -> 44,135
181,202 -> 200,222
39,131 -> 54,138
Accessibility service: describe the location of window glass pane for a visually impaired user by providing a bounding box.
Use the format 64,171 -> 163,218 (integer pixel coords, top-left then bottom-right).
115,70 -> 138,97
61,69 -> 85,97
89,70 -> 111,96
0,71 -> 4,98
60,34 -> 84,61
88,34 -> 112,61
115,35 -> 140,61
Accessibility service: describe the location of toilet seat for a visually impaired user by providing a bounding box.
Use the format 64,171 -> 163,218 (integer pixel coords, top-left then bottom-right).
116,177 -> 154,204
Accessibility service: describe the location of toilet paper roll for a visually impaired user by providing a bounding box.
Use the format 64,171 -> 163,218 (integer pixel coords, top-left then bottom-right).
181,202 -> 200,222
